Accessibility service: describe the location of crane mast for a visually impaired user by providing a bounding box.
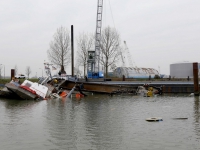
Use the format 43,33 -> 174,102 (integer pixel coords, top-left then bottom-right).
124,41 -> 136,68
87,0 -> 104,79
94,0 -> 103,72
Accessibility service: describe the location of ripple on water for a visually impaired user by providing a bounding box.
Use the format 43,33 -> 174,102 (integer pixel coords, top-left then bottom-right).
0,95 -> 200,150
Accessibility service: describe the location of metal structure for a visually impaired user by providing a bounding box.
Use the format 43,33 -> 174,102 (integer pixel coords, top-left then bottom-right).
87,0 -> 104,78
94,0 -> 103,72
119,48 -> 125,67
61,79 -> 197,94
87,51 -> 104,78
44,62 -> 52,79
118,41 -> 136,68
124,41 -> 136,67
87,51 -> 95,78
71,25 -> 74,76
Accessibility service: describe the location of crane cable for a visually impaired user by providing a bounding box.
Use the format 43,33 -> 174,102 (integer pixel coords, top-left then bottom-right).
108,0 -> 116,29
103,0 -> 116,30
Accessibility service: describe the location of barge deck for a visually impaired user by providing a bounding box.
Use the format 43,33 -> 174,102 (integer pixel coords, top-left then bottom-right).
58,79 -> 198,94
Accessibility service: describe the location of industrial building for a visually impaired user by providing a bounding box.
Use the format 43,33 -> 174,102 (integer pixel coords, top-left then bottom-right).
170,61 -> 200,78
113,67 -> 159,78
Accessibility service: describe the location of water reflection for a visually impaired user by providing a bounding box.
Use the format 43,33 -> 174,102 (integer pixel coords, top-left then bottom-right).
44,97 -> 86,150
44,94 -> 127,150
1,99 -> 38,125
0,98 -> 44,150
82,95 -> 117,149
1,95 -> 200,150
193,96 -> 200,139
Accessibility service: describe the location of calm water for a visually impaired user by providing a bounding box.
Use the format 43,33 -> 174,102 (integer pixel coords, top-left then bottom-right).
0,93 -> 199,150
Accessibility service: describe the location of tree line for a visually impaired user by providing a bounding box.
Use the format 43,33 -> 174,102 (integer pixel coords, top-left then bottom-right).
47,26 -> 122,78
0,65 -> 32,79
0,26 -> 122,79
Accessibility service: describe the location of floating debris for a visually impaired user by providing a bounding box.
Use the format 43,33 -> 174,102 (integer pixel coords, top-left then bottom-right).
188,93 -> 194,96
172,118 -> 188,120
146,117 -> 163,122
136,84 -> 163,97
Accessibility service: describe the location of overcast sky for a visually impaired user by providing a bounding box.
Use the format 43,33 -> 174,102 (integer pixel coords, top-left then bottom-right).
0,0 -> 200,77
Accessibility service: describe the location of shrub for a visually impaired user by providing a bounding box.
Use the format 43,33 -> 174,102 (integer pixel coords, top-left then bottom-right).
154,75 -> 160,79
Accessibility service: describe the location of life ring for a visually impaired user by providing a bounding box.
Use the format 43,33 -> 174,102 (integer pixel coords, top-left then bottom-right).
146,117 -> 163,122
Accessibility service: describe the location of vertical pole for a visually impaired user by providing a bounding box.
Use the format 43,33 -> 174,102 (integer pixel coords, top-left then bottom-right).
11,69 -> 15,80
71,25 -> 74,76
193,62 -> 199,96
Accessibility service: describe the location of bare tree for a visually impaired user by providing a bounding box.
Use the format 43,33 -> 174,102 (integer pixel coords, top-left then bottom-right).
14,65 -> 18,75
74,59 -> 82,77
76,32 -> 94,76
25,66 -> 31,79
47,26 -> 71,73
74,67 -> 82,78
99,26 -> 121,77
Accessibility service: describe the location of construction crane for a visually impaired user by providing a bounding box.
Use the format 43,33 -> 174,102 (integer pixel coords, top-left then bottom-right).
119,48 -> 126,67
124,41 -> 137,68
87,0 -> 104,78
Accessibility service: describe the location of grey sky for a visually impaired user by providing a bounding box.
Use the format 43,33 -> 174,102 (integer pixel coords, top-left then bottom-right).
0,0 -> 200,77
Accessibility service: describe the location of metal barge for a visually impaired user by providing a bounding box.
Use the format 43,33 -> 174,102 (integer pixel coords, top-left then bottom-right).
58,79 -> 198,94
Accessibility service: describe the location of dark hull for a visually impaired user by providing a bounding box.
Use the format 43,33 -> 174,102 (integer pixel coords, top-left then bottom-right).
0,87 -> 21,99
57,79 -> 197,94
59,80 -> 137,94
5,83 -> 38,100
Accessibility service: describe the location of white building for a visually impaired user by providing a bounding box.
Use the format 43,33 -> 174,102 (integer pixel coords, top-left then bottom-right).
170,61 -> 200,78
113,67 -> 159,78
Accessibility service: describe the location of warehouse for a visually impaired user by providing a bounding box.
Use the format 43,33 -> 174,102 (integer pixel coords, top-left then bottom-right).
113,67 -> 159,78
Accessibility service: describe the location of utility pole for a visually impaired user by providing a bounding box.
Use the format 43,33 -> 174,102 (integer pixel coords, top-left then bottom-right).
71,25 -> 74,76
193,62 -> 199,96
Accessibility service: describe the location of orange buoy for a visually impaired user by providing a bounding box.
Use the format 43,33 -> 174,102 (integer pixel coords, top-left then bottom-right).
76,93 -> 84,98
60,91 -> 68,98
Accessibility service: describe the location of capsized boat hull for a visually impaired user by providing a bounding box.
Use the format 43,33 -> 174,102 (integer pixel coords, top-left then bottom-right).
15,87 -> 38,100
5,83 -> 38,100
0,86 -> 21,99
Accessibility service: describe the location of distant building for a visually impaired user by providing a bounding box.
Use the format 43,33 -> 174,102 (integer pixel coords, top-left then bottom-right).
170,61 -> 200,78
113,67 -> 159,78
